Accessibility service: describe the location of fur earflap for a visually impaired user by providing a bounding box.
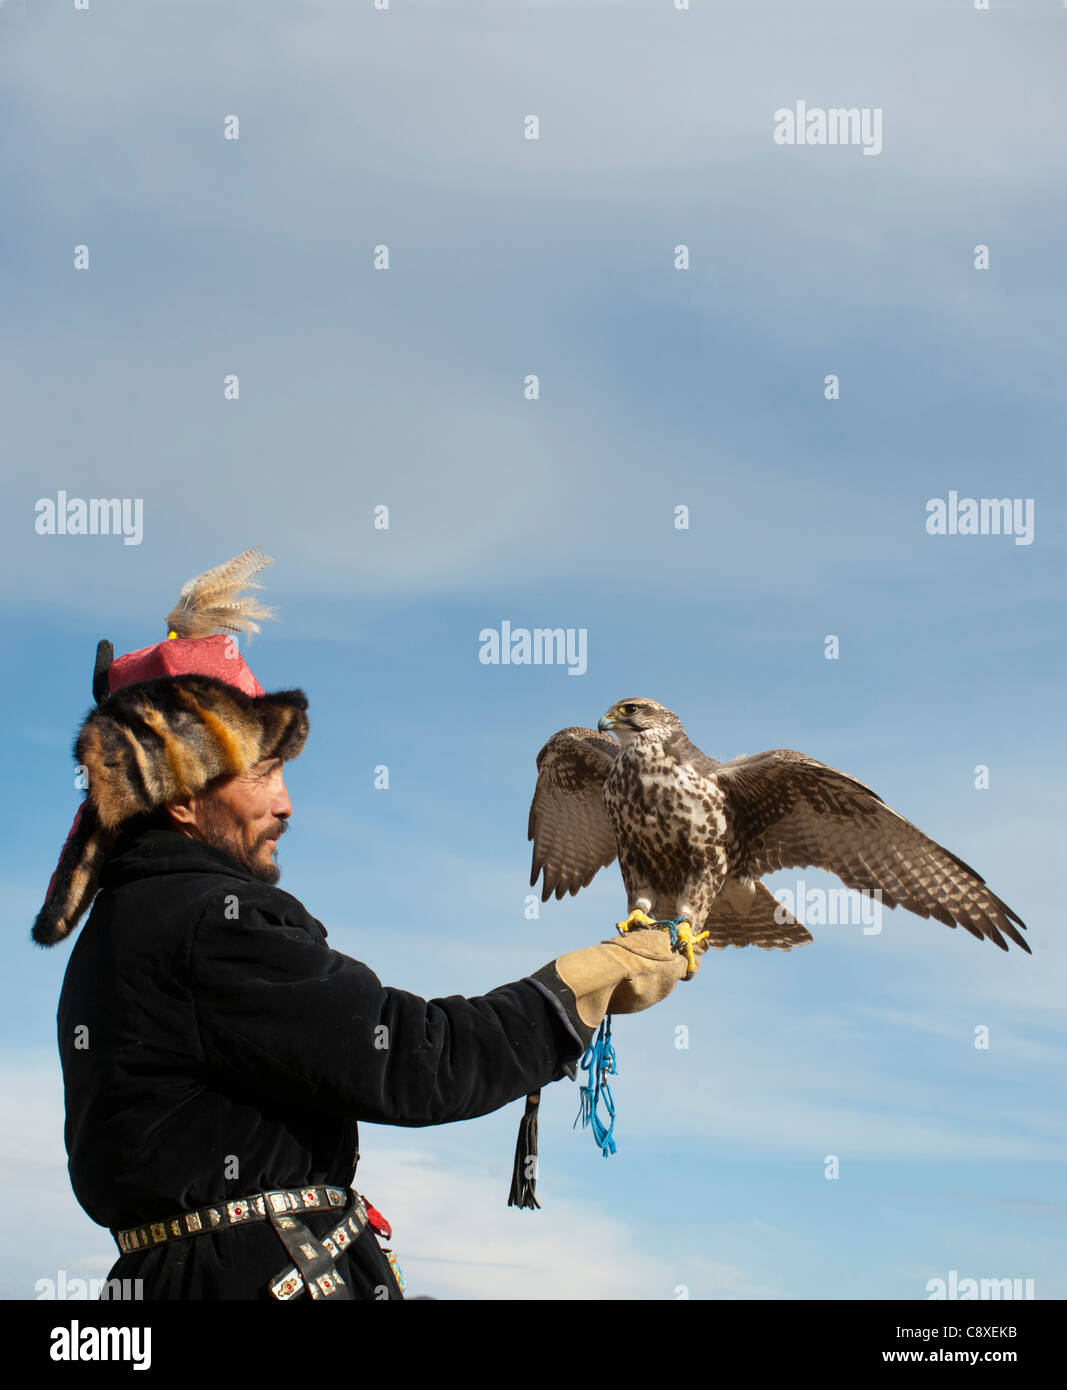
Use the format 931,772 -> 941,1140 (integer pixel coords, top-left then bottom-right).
32,804 -> 116,947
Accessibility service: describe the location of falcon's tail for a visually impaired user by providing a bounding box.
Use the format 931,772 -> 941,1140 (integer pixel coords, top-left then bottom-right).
702,879 -> 813,951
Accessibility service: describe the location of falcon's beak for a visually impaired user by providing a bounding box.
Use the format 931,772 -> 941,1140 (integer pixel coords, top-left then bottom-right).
598,712 -> 616,732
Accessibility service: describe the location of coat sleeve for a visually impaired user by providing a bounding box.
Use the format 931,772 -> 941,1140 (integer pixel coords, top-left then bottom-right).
188,885 -> 589,1126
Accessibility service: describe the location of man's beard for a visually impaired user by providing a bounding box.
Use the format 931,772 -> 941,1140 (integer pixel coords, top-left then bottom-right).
196,802 -> 284,884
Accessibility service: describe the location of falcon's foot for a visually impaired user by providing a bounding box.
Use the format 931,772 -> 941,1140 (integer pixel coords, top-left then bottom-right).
656,917 -> 710,980
615,910 -> 709,978
616,908 -> 659,934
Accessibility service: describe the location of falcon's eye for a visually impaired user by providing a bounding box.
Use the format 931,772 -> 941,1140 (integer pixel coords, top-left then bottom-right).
619,703 -> 638,716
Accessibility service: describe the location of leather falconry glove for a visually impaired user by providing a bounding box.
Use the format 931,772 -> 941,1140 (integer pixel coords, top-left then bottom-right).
530,926 -> 702,1044
561,929 -> 691,1027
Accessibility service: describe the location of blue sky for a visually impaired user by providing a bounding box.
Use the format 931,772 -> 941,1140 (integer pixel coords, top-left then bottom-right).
1,0 -> 1064,1300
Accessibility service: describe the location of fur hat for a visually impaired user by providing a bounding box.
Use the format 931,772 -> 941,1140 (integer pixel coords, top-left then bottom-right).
32,549 -> 309,946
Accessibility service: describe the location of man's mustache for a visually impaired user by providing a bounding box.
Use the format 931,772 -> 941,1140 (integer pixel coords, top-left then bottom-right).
259,822 -> 288,847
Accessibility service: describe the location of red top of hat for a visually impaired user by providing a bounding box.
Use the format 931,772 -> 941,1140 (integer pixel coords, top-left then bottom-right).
109,634 -> 265,698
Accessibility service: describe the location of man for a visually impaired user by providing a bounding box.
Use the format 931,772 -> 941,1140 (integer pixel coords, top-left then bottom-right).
33,551 -> 695,1301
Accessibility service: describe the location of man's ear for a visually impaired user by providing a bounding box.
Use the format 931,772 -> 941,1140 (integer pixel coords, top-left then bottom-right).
162,797 -> 198,829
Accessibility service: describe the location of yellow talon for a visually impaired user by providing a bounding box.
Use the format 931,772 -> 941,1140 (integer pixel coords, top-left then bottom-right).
616,908 -> 658,934
673,920 -> 710,979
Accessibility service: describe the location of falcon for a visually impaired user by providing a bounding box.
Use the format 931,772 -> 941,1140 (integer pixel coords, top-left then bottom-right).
528,698 -> 1029,968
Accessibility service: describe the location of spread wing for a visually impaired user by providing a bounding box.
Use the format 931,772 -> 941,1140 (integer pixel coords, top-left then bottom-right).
528,728 -> 619,901
716,751 -> 1029,953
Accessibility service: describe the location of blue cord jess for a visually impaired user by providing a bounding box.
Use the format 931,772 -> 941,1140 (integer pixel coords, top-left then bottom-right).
575,1015 -> 617,1156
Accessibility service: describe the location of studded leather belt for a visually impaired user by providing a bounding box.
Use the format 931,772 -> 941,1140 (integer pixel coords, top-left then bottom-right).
112,1184 -> 402,1300
113,1183 -> 354,1254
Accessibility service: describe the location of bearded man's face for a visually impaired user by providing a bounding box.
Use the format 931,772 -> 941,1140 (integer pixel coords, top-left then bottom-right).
170,758 -> 291,883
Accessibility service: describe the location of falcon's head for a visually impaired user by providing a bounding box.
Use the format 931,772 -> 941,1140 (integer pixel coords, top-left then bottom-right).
598,698 -> 682,746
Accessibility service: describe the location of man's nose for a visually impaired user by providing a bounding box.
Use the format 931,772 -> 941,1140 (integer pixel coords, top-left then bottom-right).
272,775 -> 292,821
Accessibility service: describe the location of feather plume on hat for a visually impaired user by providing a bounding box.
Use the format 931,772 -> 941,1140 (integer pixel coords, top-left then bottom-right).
32,548 -> 309,947
165,545 -> 276,640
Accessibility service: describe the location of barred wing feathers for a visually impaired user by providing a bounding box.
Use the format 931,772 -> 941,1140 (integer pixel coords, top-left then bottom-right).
716,750 -> 1029,953
528,728 -> 619,901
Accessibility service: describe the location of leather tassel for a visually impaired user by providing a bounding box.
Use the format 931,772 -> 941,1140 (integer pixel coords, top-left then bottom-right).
507,1091 -> 541,1209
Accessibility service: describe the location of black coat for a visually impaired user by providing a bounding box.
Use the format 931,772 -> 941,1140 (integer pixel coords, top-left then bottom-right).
55,827 -> 589,1300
